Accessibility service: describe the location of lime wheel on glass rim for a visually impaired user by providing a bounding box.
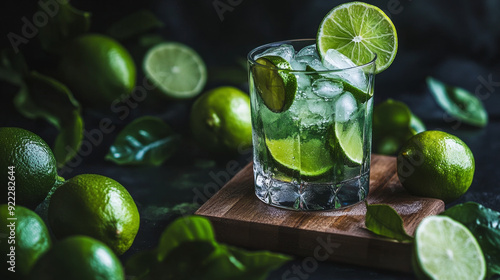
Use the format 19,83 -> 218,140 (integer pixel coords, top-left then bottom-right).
317,1 -> 398,73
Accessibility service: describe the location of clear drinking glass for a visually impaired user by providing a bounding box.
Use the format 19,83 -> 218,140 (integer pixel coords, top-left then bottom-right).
248,39 -> 376,210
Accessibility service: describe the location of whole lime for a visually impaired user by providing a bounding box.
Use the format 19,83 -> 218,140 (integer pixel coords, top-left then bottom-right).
57,34 -> 136,107
0,127 -> 57,208
48,174 -> 140,255
0,205 -> 51,279
190,86 -> 252,154
29,236 -> 124,280
397,130 -> 475,203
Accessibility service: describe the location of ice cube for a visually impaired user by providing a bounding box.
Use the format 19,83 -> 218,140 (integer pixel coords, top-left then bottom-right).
307,100 -> 334,120
296,44 -> 318,57
295,73 -> 311,90
256,44 -> 295,62
312,79 -> 344,99
335,92 -> 357,122
309,59 -> 328,71
296,55 -> 318,66
323,49 -> 357,69
290,59 -> 306,71
322,49 -> 368,92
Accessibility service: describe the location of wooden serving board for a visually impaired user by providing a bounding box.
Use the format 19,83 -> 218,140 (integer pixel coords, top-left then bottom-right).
195,154 -> 444,272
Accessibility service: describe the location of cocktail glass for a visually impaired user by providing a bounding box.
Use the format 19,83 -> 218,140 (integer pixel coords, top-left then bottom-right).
248,39 -> 376,210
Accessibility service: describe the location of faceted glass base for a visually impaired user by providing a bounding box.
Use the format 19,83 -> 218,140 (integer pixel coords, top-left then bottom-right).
254,167 -> 369,211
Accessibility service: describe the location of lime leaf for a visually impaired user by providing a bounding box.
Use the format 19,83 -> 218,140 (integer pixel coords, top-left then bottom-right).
441,202 -> 500,278
427,77 -> 488,127
16,71 -> 83,168
147,216 -> 290,280
124,249 -> 158,279
225,245 -> 291,280
373,99 -> 425,155
106,10 -> 164,41
365,202 -> 413,242
0,49 -> 28,85
157,216 -> 216,261
410,113 -> 426,134
38,1 -> 91,53
105,116 -> 180,166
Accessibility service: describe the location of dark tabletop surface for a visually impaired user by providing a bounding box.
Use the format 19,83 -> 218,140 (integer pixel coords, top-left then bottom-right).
1,0 -> 500,279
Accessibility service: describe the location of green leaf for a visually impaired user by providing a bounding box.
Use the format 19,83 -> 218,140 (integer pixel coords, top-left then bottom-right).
441,202 -> 500,277
106,10 -> 164,41
0,49 -> 28,85
157,216 -> 216,261
106,116 -> 180,166
149,216 -> 290,280
38,1 -> 91,53
365,202 -> 414,242
373,99 -> 425,155
125,249 -> 158,280
15,71 -> 83,167
225,245 -> 292,280
427,77 -> 488,127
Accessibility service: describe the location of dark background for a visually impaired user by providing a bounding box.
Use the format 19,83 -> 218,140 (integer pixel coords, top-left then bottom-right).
1,0 -> 500,279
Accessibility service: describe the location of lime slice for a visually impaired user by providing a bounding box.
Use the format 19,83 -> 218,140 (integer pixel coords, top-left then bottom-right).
333,120 -> 363,166
305,65 -> 370,103
266,137 -> 333,177
317,2 -> 398,73
414,216 -> 486,280
252,56 -> 297,112
143,42 -> 207,99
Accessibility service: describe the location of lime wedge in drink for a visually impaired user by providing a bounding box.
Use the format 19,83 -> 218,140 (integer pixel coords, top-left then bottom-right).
266,137 -> 333,177
413,216 -> 486,280
143,42 -> 207,99
252,56 -> 297,112
333,119 -> 364,166
317,2 -> 398,73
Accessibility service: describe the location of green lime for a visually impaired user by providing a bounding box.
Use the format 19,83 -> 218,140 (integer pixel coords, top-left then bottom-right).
252,56 -> 297,112
144,42 -> 207,99
48,174 -> 140,255
29,236 -> 124,280
333,120 -> 363,166
190,86 -> 252,154
0,205 -> 51,279
397,131 -> 475,203
58,34 -> 136,107
317,1 -> 398,73
413,216 -> 486,280
373,99 -> 425,155
0,127 -> 57,208
265,137 -> 333,177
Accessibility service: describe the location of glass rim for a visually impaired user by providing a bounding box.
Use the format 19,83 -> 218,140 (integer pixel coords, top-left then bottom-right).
247,38 -> 377,73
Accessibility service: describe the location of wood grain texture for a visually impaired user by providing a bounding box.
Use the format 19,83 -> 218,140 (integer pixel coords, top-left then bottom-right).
195,154 -> 445,272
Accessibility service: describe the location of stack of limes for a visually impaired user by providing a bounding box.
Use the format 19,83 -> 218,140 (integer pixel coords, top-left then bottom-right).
0,127 -> 140,279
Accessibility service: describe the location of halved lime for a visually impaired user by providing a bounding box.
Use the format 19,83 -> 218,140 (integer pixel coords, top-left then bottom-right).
413,216 -> 486,280
143,42 -> 207,99
317,2 -> 398,73
266,137 -> 333,177
333,119 -> 364,166
252,56 -> 297,112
